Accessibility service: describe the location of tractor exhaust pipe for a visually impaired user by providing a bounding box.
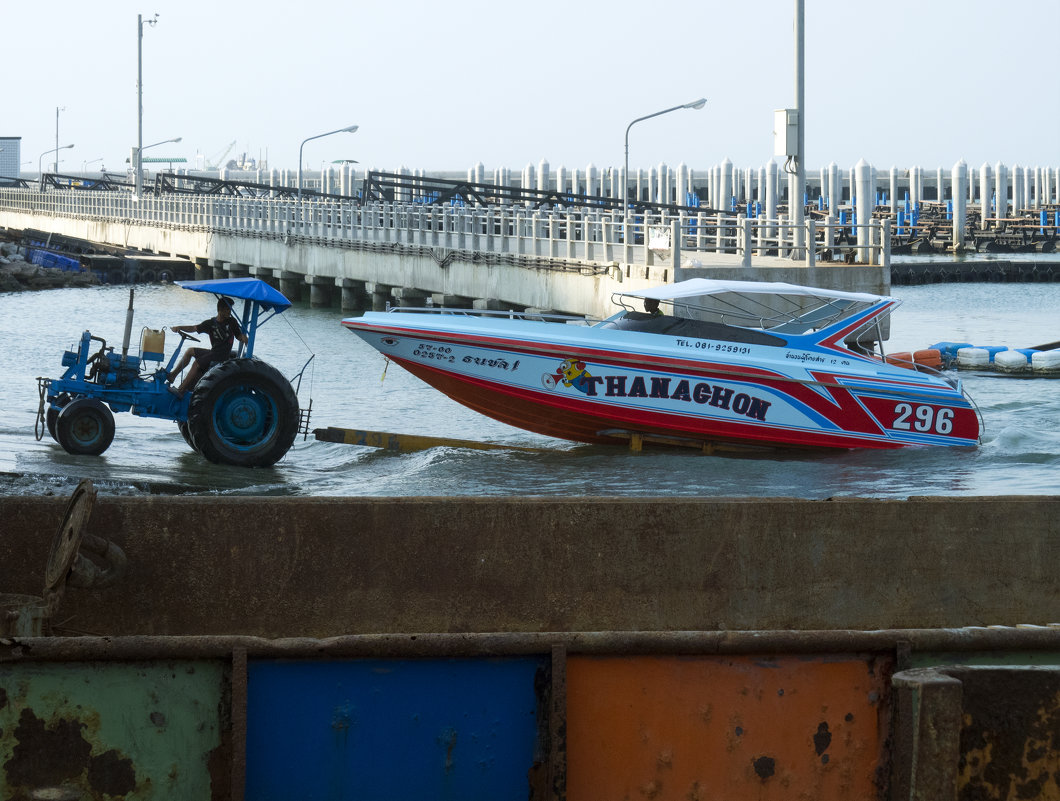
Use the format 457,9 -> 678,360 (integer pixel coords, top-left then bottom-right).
121,287 -> 135,361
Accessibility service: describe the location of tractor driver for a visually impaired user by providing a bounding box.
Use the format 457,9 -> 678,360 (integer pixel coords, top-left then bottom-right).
167,297 -> 247,398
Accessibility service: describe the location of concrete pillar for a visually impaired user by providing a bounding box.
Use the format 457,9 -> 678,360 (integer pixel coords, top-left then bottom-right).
951,160 -> 968,251
910,166 -> 923,208
537,159 -> 549,193
226,262 -> 250,279
306,277 -> 332,308
889,166 -> 898,214
391,287 -> 430,307
338,279 -> 368,312
720,158 -> 733,213
278,271 -> 302,302
1012,165 -> 1024,214
828,162 -> 839,211
979,162 -> 992,225
659,163 -> 671,205
366,282 -> 393,311
765,161 -> 778,238
936,166 -> 945,203
554,166 -> 566,203
676,163 -> 688,208
522,162 -> 534,196
249,265 -> 279,290
211,261 -> 227,280
855,159 -> 873,261
994,162 -> 1008,220
586,163 -> 598,198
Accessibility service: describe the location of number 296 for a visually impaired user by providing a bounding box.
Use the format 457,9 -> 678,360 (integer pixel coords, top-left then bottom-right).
893,403 -> 953,434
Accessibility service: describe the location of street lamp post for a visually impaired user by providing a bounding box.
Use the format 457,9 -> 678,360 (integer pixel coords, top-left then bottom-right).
54,106 -> 66,173
135,12 -> 159,196
623,98 -> 706,214
298,125 -> 359,200
82,158 -> 104,175
134,137 -> 181,188
39,144 -> 74,191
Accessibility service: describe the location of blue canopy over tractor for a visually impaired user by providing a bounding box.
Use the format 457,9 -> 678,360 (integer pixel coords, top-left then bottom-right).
176,278 -> 292,312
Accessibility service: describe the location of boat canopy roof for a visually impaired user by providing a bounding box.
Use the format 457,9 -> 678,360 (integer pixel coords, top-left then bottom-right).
176,278 -> 292,312
620,278 -> 889,305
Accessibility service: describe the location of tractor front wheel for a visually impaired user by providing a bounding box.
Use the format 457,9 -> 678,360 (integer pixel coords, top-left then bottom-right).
186,358 -> 299,468
56,398 -> 116,456
46,392 -> 73,441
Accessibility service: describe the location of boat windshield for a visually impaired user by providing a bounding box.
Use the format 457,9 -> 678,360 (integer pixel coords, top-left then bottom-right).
599,280 -> 891,349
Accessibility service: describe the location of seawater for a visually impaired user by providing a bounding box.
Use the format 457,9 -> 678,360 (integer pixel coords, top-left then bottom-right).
1,280 -> 1058,498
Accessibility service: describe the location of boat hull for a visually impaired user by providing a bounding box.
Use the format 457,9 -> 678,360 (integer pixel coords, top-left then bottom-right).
343,315 -> 980,450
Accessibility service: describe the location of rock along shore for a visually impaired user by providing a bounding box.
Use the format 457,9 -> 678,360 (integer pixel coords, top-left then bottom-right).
0,242 -> 101,292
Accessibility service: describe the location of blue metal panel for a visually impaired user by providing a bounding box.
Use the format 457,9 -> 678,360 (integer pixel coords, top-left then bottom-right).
245,657 -> 546,801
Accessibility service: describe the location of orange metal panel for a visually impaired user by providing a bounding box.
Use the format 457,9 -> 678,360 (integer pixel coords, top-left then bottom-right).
567,655 -> 888,801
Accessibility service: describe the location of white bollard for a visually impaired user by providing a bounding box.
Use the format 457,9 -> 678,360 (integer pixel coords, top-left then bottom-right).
720,157 -> 733,213
979,162 -> 992,225
1012,165 -> 1023,213
536,159 -> 549,193
828,162 -> 839,213
951,160 -> 968,250
555,166 -> 566,199
765,161 -> 778,238
889,166 -> 898,214
994,162 -> 1008,220
522,162 -> 534,198
936,166 -> 945,205
676,163 -> 688,208
586,163 -> 598,199
658,163 -> 670,205
855,159 -> 873,260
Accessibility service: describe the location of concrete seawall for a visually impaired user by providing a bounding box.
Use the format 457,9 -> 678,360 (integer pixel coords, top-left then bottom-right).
3,495 -> 1056,637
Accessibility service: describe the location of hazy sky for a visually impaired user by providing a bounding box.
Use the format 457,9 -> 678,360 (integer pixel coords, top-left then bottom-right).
7,0 -> 1059,176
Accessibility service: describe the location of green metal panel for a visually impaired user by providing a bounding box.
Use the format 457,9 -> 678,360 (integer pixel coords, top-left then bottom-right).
0,660 -> 227,800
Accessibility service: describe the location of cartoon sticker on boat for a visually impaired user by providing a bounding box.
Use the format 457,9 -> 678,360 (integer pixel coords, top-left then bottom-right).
543,358 -> 595,393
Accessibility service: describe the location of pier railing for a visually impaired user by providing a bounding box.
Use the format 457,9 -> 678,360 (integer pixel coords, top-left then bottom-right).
0,187 -> 889,269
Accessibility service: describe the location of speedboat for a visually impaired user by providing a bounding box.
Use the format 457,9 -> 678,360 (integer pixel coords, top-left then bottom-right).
341,279 -> 981,450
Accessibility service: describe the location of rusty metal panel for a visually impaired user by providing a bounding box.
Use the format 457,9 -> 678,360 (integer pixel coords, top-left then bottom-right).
245,657 -> 548,800
956,667 -> 1060,801
0,660 -> 228,800
566,654 -> 889,801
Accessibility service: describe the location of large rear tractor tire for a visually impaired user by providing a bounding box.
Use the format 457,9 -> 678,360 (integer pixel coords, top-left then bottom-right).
56,398 -> 116,456
177,420 -> 198,453
186,358 -> 299,467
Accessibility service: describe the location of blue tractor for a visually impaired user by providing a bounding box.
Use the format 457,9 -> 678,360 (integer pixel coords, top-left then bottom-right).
35,278 -> 310,468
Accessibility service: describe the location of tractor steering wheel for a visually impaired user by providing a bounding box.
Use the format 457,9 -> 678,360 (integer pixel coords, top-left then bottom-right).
178,331 -> 201,343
